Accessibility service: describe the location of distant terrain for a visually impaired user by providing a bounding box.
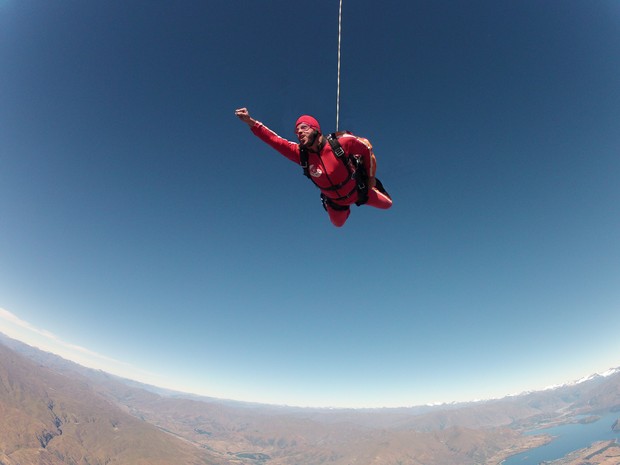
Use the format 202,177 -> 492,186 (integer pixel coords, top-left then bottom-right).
1,332 -> 619,465
544,440 -> 620,465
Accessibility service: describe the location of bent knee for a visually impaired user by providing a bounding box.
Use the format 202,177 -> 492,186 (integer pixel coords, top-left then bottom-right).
368,188 -> 393,209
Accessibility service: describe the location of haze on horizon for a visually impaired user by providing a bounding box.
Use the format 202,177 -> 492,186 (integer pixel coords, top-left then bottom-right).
1,308 -> 618,408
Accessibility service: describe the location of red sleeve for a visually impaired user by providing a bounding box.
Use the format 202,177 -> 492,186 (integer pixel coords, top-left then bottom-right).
250,122 -> 300,164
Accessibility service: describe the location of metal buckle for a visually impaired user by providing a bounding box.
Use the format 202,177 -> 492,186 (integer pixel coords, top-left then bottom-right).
328,134 -> 345,158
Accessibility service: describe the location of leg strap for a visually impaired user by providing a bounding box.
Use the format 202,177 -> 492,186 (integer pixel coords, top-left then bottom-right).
321,194 -> 350,211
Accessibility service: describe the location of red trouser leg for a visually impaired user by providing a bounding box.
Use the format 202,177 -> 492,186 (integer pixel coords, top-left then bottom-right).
325,187 -> 391,227
365,187 -> 393,209
326,205 -> 351,227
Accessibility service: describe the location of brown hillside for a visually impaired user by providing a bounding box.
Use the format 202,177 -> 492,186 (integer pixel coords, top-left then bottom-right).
0,344 -> 223,465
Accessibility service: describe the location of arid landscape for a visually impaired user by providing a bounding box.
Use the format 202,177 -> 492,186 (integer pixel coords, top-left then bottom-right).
1,332 -> 619,465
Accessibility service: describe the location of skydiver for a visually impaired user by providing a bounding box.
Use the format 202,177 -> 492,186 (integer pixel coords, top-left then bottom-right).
235,107 -> 392,227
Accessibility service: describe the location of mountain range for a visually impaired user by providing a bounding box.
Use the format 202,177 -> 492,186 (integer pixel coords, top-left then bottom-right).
1,332 -> 619,465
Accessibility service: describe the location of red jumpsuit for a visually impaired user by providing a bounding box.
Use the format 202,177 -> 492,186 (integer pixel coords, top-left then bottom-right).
250,122 -> 392,227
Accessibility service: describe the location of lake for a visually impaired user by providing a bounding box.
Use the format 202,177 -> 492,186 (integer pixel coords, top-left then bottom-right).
502,411 -> 620,465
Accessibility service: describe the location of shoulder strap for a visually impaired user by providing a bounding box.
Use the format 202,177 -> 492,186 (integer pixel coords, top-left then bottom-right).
326,133 -> 346,158
299,145 -> 310,179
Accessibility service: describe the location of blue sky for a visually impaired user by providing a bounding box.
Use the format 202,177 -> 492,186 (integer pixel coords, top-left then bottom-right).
1,0 -> 619,408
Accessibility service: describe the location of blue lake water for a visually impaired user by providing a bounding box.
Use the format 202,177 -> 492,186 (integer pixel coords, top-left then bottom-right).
502,411 -> 620,465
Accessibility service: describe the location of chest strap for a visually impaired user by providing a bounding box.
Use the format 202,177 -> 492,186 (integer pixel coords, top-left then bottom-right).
299,134 -> 369,205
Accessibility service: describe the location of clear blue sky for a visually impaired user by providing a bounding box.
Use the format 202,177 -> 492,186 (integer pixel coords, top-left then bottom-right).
1,0 -> 619,408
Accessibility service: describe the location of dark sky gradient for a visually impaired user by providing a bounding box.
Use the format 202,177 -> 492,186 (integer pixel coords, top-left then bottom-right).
1,0 -> 619,407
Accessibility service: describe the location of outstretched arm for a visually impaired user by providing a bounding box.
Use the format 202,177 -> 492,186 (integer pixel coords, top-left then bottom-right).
234,107 -> 300,164
235,107 -> 257,127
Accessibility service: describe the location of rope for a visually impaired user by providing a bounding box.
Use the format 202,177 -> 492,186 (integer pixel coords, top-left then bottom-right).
336,0 -> 343,132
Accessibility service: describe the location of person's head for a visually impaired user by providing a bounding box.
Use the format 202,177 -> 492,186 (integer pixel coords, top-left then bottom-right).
295,115 -> 321,147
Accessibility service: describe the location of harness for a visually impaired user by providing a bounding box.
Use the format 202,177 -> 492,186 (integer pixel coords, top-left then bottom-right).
299,132 -> 369,209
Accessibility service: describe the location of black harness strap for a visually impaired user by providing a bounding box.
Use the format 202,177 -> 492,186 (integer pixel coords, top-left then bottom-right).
299,145 -> 312,180
320,193 -> 350,212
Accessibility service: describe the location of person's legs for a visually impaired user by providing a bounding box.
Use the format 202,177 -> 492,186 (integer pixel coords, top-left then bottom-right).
365,186 -> 393,209
326,205 -> 351,227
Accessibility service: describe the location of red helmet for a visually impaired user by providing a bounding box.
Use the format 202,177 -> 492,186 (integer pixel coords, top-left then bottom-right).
295,115 -> 321,134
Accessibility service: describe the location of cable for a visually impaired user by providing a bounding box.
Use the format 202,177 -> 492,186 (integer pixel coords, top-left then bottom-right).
336,0 -> 343,132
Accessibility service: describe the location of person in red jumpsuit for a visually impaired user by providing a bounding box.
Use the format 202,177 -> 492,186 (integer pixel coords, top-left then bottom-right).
235,107 -> 392,227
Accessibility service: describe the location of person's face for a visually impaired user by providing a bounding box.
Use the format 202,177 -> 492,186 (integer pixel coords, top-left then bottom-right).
295,123 -> 316,146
